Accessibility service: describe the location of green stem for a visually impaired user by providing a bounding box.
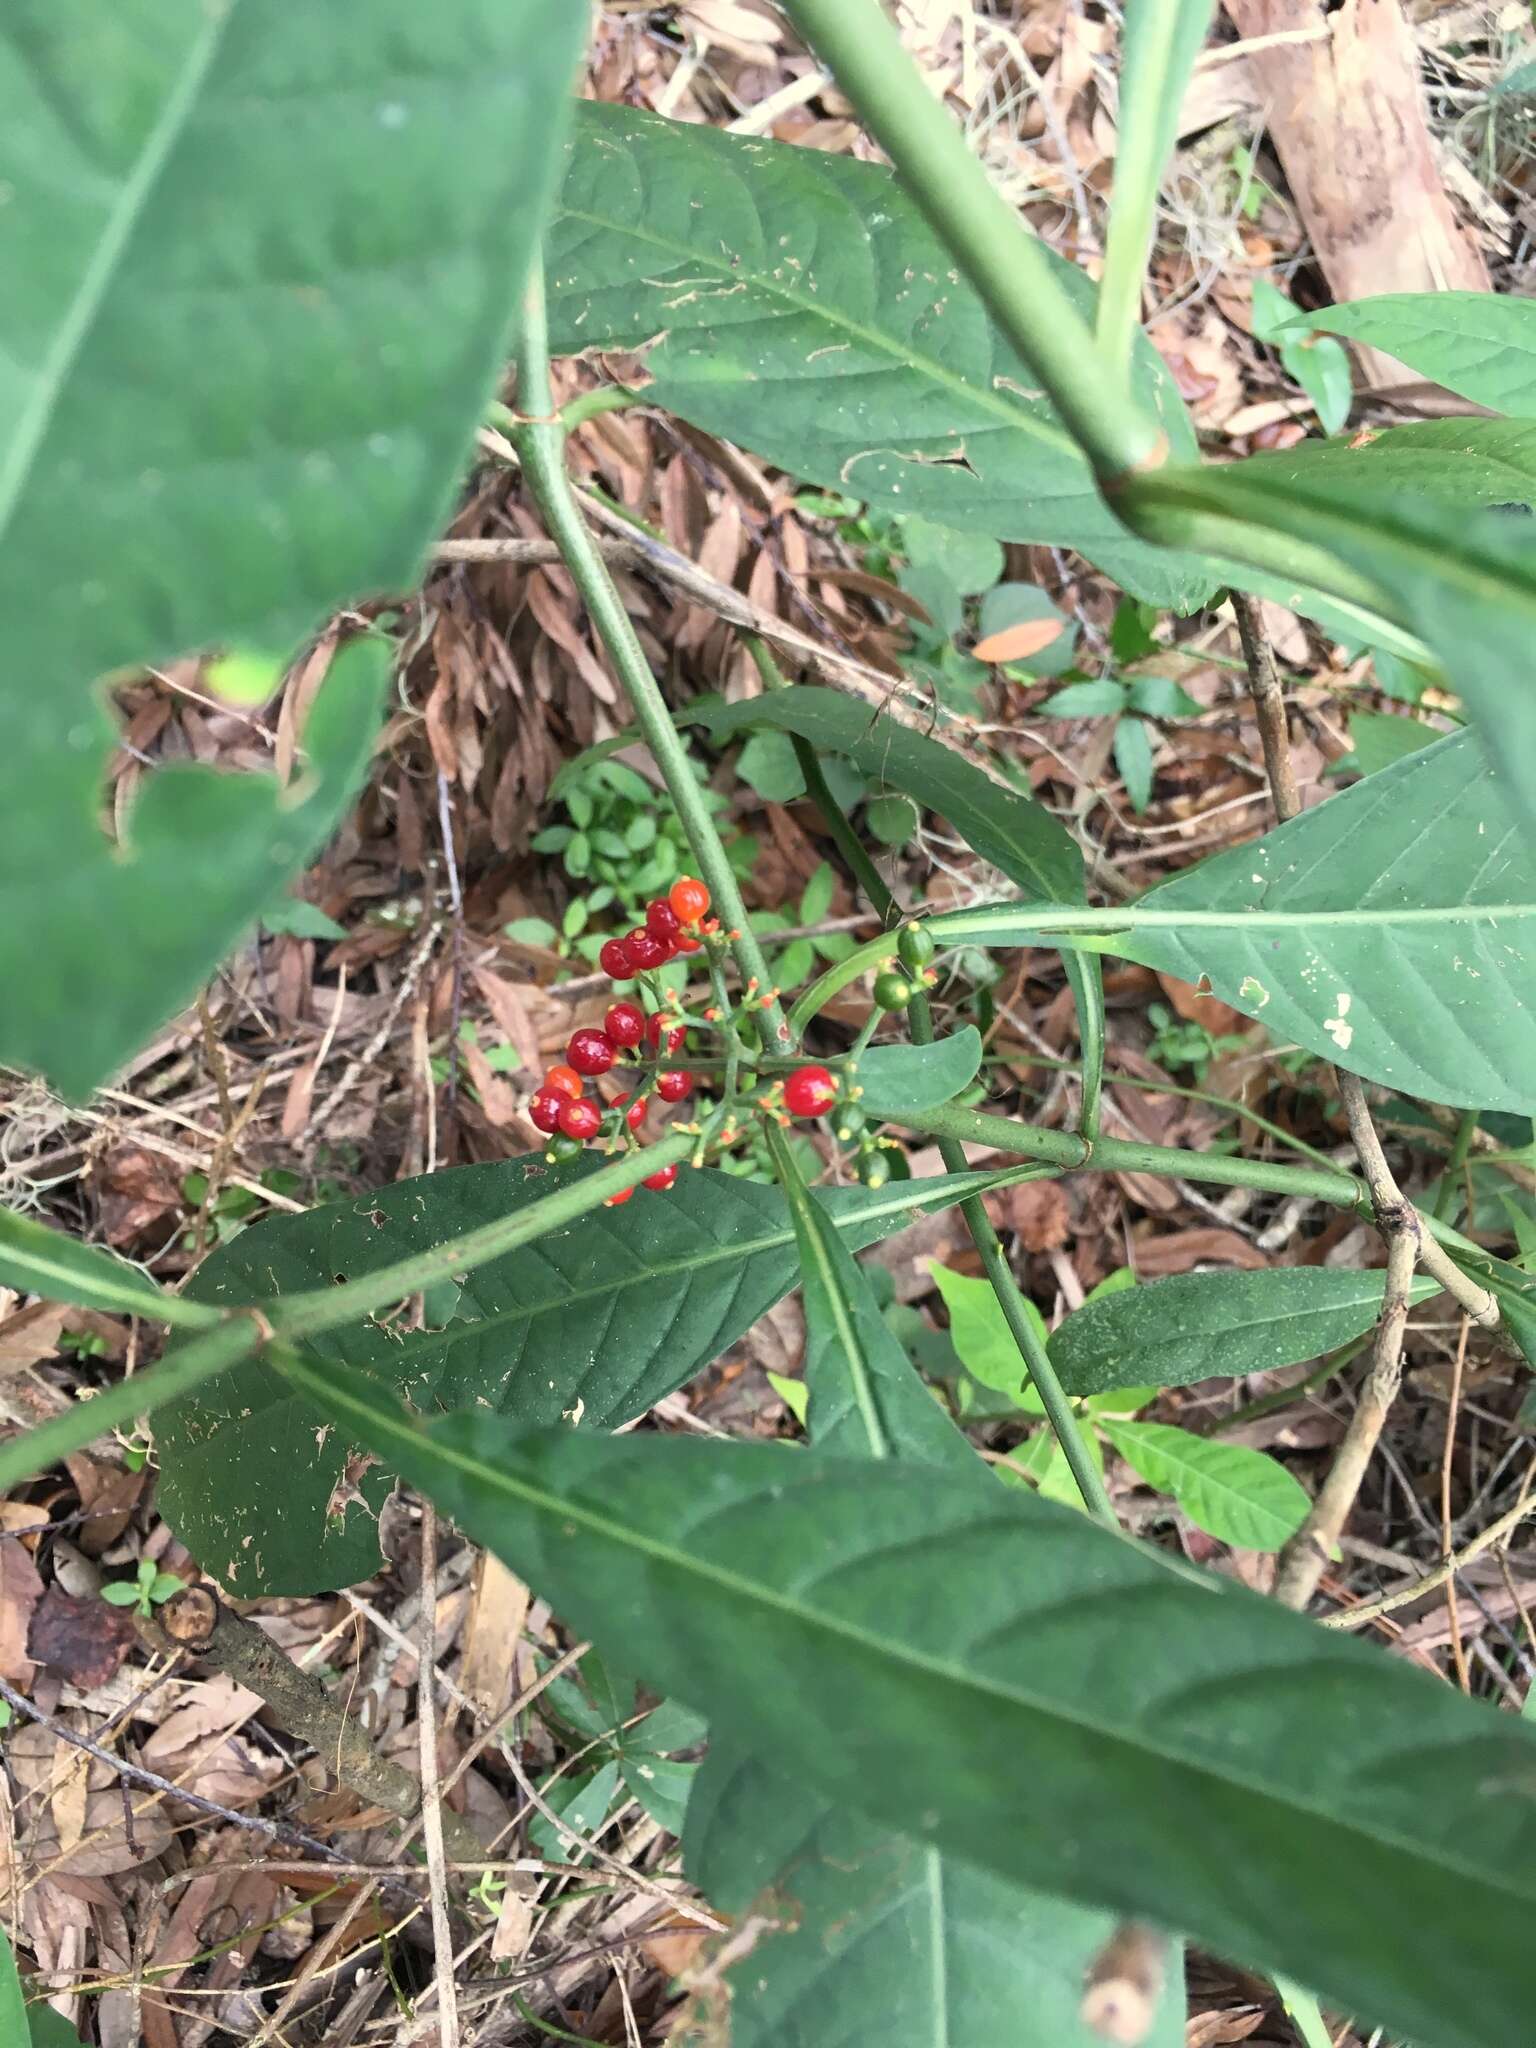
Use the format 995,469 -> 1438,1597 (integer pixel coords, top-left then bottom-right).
747,635 -> 900,926
0,1317 -> 261,1497
897,1098 -> 1366,1210
559,383 -> 642,433
777,0 -> 1161,481
908,993 -> 1115,1526
511,264 -> 789,1049
270,1135 -> 696,1342
1434,1108 -> 1479,1223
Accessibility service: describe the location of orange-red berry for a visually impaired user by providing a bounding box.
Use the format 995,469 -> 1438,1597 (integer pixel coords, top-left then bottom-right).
669,877 -> 710,925
784,1065 -> 838,1119
543,1065 -> 583,1101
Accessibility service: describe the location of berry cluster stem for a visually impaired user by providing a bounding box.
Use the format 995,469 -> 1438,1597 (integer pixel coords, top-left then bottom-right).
512,263 -> 789,1050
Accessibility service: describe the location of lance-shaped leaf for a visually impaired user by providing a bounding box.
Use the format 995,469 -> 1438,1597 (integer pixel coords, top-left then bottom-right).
548,103 -> 1208,610
0,1206 -> 219,1329
1121,454 -> 1536,842
1099,1420 -> 1309,1552
856,1029 -> 984,1120
1049,1266 -> 1440,1396
1285,294 -> 1536,416
156,1156 -> 1044,1593
282,1364 -> 1536,2048
935,730 -> 1536,1113
0,0 -> 588,1094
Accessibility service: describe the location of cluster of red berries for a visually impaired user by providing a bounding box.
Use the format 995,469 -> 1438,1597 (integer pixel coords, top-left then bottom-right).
597,875 -> 712,982
524,878 -> 717,1199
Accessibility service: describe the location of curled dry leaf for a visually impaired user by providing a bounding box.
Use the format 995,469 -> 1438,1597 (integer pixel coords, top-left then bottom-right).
28,1586 -> 138,1693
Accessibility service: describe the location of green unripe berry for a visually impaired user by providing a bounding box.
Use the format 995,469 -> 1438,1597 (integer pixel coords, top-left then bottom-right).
546,1133 -> 585,1163
833,1106 -> 866,1143
857,1149 -> 892,1189
873,969 -> 914,1011
897,922 -> 936,972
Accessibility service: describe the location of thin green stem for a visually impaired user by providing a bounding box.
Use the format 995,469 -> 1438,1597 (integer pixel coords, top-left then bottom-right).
1434,1108 -> 1479,1222
777,0 -> 1161,481
270,1135 -> 696,1342
560,383 -> 642,433
746,635 -> 899,926
513,272 -> 788,1049
907,992 -> 1114,1526
0,1317 -> 261,1496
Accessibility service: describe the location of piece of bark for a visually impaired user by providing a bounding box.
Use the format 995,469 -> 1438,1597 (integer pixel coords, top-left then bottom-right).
1223,0 -> 1489,387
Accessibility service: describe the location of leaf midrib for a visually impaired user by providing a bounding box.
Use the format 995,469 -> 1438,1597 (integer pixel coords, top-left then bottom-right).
951,900 -> 1535,937
0,7 -> 232,544
556,123 -> 1082,467
324,1377 -> 1536,1913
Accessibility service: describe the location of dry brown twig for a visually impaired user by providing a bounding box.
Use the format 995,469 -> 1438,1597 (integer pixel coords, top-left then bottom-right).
1225,599 -> 1498,1610
416,1501 -> 462,2048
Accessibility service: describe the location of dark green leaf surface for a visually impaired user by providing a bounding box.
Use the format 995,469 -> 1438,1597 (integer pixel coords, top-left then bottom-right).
157,1156 -> 1043,1592
1049,1267 -> 1439,1396
548,104 -> 1207,608
711,688 -> 1082,901
856,1029 -> 983,1119
683,1749 -> 1184,2048
0,1929 -> 25,2048
0,0 -> 586,1094
1122,459 -> 1536,843
289,1373 -> 1536,2048
1289,294 -> 1536,416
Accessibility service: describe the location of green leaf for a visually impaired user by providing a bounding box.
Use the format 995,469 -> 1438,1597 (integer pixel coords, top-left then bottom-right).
1121,454 -> 1536,840
738,731 -> 807,804
1288,294 -> 1536,416
1048,1266 -> 1439,1397
940,729 -> 1536,1112
1446,1247 -> 1536,1371
260,899 -> 348,941
27,2008 -> 85,2048
548,103 -> 1209,610
1125,674 -> 1203,721
283,1370 -> 1536,2048
864,793 -> 917,846
709,688 -> 1084,903
1037,678 -> 1128,718
930,1261 -> 1049,1412
682,1754 -> 1185,2048
0,3 -> 587,1097
1100,1419 -> 1310,1551
1113,714 -> 1154,814
977,582 -> 1076,675
1340,709 -> 1440,779
0,1205 -> 218,1329
856,1028 -> 983,1118
1286,334 -> 1352,437
0,1927 -> 25,2046
899,517 -> 1004,596
156,1156 -> 1048,1593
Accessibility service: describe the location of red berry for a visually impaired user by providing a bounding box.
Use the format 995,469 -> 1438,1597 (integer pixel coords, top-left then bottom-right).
605,1185 -> 635,1207
612,1092 -> 648,1131
544,1065 -> 583,1101
567,1029 -> 616,1077
646,899 -> 681,943
605,1001 -> 645,1049
528,1089 -> 565,1134
673,932 -> 702,955
669,877 -> 710,925
558,1097 -> 602,1141
784,1064 -> 838,1119
600,937 -> 635,981
643,1162 -> 678,1193
655,1068 -> 692,1103
645,1014 -> 686,1055
624,928 -> 669,971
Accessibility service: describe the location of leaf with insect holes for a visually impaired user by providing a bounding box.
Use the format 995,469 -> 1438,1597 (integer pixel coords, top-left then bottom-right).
941,729 -> 1536,1112
156,1155 -> 1050,1594
0,2 -> 587,1098
1048,1267 -> 1440,1397
1285,294 -> 1536,417
282,1353 -> 1536,2048
547,103 -> 1209,610
1099,1419 -> 1311,1551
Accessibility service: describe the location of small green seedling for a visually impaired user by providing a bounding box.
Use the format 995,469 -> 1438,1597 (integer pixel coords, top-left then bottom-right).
101,1560 -> 185,1620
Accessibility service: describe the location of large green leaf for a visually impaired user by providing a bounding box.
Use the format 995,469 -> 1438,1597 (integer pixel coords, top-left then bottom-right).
1099,1419 -> 1309,1552
1287,294 -> 1536,416
1240,416 -> 1536,505
285,1365 -> 1536,2048
1121,459 -> 1536,842
683,1750 -> 1184,2048
156,1155 -> 1043,1593
710,688 -> 1082,902
548,103 -> 1208,609
936,730 -> 1536,1112
0,0 -> 588,1095
1049,1266 -> 1439,1396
